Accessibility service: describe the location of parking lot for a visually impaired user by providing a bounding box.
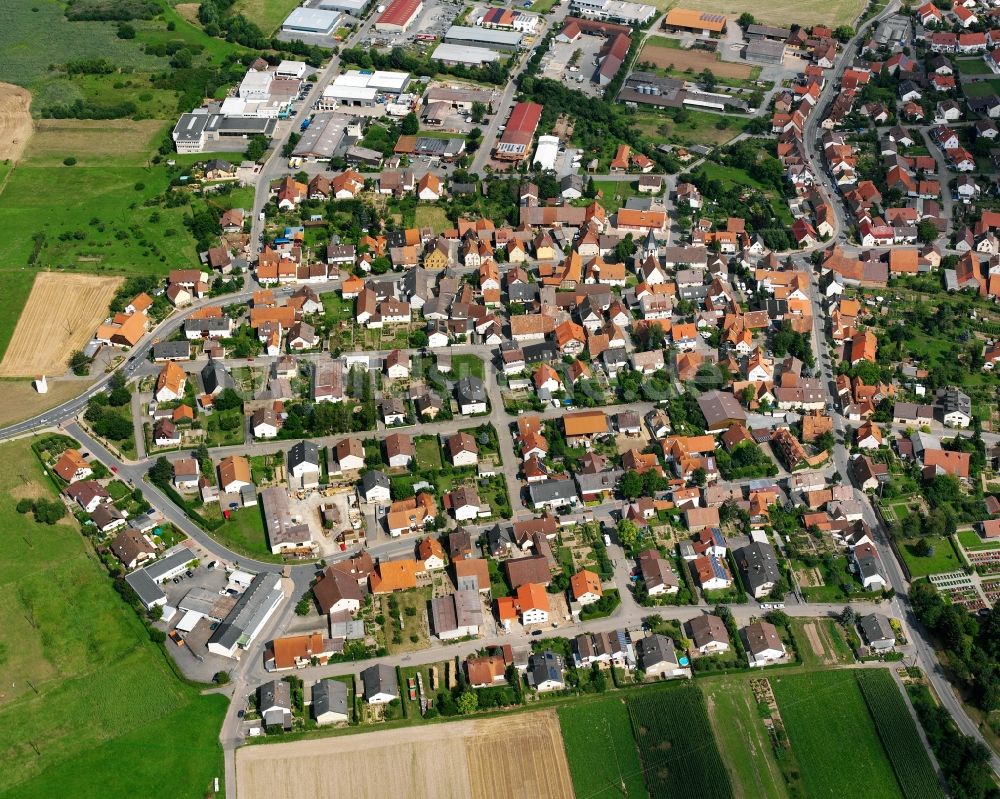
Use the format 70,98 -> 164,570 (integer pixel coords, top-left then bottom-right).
540,36 -> 605,98
161,562 -> 239,680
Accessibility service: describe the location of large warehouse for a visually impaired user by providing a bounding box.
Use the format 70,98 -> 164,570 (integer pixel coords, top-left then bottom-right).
443,24 -> 523,51
662,8 -> 727,35
319,69 -> 411,107
745,38 -> 786,64
375,0 -> 422,32
281,7 -> 342,35
317,0 -> 369,13
431,43 -> 502,66
292,111 -> 359,160
569,0 -> 656,25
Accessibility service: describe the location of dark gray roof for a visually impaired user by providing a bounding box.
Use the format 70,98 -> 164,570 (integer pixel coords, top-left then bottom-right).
508,282 -> 539,303
522,341 -> 556,362
361,470 -> 390,493
859,613 -> 894,646
735,542 -> 781,594
528,650 -> 565,687
201,361 -> 235,395
288,440 -> 320,471
361,663 -> 399,699
153,341 -> 191,360
208,572 -> 283,651
312,679 -> 349,719
456,375 -> 486,403
636,633 -> 678,670
529,478 -> 578,505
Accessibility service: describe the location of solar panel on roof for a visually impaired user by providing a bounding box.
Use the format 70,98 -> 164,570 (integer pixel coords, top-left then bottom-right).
710,556 -> 727,580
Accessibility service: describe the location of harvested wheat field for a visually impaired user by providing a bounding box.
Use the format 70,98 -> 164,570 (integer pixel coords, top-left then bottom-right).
0,378 -> 94,427
0,83 -> 32,163
236,711 -> 574,799
639,45 -> 754,79
0,272 -> 121,378
667,0 -> 865,28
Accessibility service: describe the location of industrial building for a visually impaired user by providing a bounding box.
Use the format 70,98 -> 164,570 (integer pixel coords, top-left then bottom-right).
495,101 -> 542,162
207,572 -> 285,659
432,43 -> 501,65
745,38 -> 786,64
317,0 -> 369,13
172,112 -> 277,154
662,7 -> 727,35
125,548 -> 194,611
569,0 -> 656,25
443,24 -> 523,51
293,112 -> 360,159
618,71 -> 749,112
375,0 -> 423,32
425,85 -> 496,112
281,7 -> 342,35
394,134 -> 466,160
320,70 -> 410,107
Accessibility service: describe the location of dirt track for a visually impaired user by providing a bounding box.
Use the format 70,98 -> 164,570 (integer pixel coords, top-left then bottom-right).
0,273 -> 121,378
236,711 -> 573,799
0,83 -> 32,163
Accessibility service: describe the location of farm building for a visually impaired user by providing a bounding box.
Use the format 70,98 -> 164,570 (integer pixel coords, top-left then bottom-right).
745,39 -> 786,64
662,8 -> 727,35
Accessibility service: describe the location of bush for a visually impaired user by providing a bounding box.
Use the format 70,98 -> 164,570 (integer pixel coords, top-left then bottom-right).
63,157 -> 77,166
16,498 -> 33,514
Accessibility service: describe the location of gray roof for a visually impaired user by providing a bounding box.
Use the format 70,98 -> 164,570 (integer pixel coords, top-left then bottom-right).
125,548 -> 193,606
361,663 -> 399,699
456,375 -> 486,404
259,679 -> 291,711
528,650 -> 565,687
636,633 -> 678,670
361,470 -> 390,494
208,572 -> 283,651
153,341 -> 191,360
529,478 -> 578,505
312,679 -> 349,719
859,613 -> 894,646
734,542 -> 781,594
201,361 -> 235,395
288,440 -> 320,472
940,388 -> 971,417
698,390 -> 747,429
575,470 -> 622,495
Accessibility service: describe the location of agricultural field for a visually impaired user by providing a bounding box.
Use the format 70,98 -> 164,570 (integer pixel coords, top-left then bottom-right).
558,696 -> 647,799
702,678 -> 789,799
628,685 -> 734,799
855,671 -> 943,799
772,671 -> 903,799
0,376 -> 96,427
790,618 -> 854,667
665,0 -> 866,27
0,438 -> 227,797
638,44 -> 754,81
0,272 -> 121,377
0,83 -> 32,162
235,711 -> 574,799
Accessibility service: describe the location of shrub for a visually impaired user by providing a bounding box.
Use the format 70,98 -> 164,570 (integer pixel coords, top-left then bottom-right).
63,157 -> 77,166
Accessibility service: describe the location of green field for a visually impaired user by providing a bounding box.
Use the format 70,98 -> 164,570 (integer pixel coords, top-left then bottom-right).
772,671 -> 903,799
855,671 -> 944,799
898,536 -> 962,578
628,686 -> 733,799
956,58 -> 993,76
701,678 -> 789,799
957,529 -> 1000,552
210,503 -> 281,562
963,78 -> 1000,97
558,696 -> 647,799
789,618 -> 854,667
0,439 -> 227,797
451,354 -> 485,380
594,180 -> 642,213
233,0 -> 302,34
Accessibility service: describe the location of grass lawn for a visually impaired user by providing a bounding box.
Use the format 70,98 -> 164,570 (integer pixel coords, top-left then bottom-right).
211,504 -> 283,562
414,204 -> 450,231
898,535 -> 962,578
772,671 -> 903,799
530,0 -> 559,11
956,58 -> 993,76
384,587 -> 432,654
594,180 -> 641,214
205,408 -> 246,447
958,529 -> 1000,552
451,354 -> 485,380
558,696 -> 646,799
963,78 -> 1000,97
0,439 -> 227,797
701,677 -> 789,799
632,107 -> 746,149
414,436 -> 444,471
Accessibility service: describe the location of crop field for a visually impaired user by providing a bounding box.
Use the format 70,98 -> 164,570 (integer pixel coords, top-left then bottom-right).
558,696 -> 646,799
628,686 -> 734,799
772,671 -> 903,799
663,0 -> 866,27
702,678 -> 789,799
236,711 -> 574,799
855,671 -> 943,799
638,44 -> 754,80
0,438 -> 227,797
0,82 -> 32,162
0,272 -> 121,377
